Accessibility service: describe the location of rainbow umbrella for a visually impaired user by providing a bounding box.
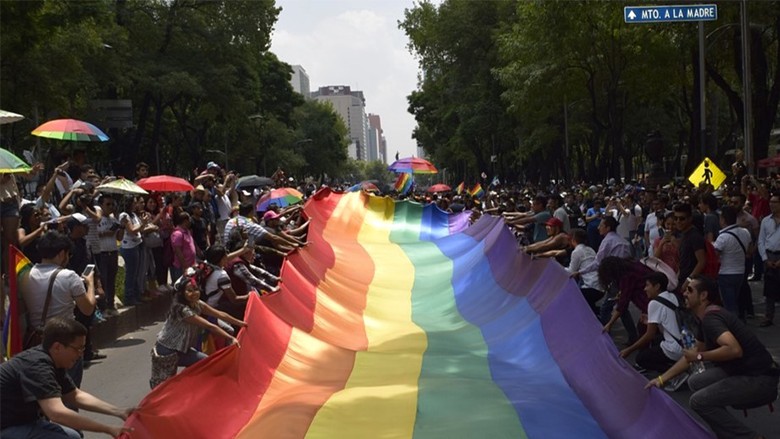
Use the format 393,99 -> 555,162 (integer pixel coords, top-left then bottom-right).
137,175 -> 194,193
388,156 -> 438,174
32,118 -> 109,142
256,187 -> 303,212
0,148 -> 32,173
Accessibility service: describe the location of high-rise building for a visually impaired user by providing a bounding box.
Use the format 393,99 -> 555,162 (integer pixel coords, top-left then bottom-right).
290,65 -> 310,98
312,85 -> 368,160
368,114 -> 387,163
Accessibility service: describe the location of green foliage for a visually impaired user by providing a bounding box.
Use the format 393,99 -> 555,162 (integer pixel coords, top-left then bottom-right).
403,0 -> 780,182
1,0 -> 347,182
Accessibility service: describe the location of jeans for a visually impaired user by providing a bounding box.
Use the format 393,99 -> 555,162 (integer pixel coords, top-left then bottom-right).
96,251 -> 118,309
737,259 -> 755,318
688,367 -> 779,439
170,266 -> 183,285
717,273 -> 743,315
120,246 -> 141,304
155,342 -> 207,367
599,297 -> 639,343
1,418 -> 81,439
635,345 -> 676,374
765,262 -> 780,320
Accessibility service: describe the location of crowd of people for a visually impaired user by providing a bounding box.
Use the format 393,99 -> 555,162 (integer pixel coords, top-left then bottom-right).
1,146 -> 779,438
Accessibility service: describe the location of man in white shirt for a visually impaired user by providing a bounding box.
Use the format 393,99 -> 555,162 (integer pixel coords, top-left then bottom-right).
713,206 -> 751,314
757,193 -> 780,327
564,229 -> 602,315
620,272 -> 684,389
20,231 -> 95,386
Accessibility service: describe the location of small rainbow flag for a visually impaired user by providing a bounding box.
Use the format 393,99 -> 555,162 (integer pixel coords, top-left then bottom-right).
3,246 -> 32,358
469,183 -> 484,198
455,182 -> 465,195
393,172 -> 413,195
124,190 -> 712,438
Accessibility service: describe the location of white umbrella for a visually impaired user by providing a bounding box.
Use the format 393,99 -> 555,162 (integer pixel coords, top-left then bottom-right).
639,256 -> 678,291
97,178 -> 148,195
0,109 -> 24,125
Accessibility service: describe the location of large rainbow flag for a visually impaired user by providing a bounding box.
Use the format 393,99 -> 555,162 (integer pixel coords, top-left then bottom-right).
124,190 -> 712,438
3,245 -> 32,358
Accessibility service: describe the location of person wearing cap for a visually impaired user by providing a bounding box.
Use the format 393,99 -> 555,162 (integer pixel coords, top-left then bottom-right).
19,231 -> 96,386
523,217 -> 570,260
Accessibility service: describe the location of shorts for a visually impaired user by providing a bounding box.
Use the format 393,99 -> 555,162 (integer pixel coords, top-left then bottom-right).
0,199 -> 19,218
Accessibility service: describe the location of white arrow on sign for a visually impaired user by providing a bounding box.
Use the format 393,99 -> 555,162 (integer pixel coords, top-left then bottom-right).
628,10 -> 636,20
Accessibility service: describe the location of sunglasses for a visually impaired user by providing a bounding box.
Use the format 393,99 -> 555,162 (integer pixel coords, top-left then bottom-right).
674,216 -> 689,221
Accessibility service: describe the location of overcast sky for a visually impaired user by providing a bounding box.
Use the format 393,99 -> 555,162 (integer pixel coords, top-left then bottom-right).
270,0 -> 423,162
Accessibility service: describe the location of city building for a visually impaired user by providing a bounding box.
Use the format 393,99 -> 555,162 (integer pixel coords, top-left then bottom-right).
312,85 -> 368,160
289,65 -> 310,99
368,114 -> 387,163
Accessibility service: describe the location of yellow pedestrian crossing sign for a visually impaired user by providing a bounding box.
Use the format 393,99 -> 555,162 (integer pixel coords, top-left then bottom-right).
688,157 -> 726,189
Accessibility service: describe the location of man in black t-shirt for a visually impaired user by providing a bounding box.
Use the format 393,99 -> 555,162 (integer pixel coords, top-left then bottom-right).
646,276 -> 778,439
674,203 -> 707,293
0,318 -> 133,438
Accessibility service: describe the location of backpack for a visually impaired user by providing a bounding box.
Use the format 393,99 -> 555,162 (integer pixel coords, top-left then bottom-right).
653,295 -> 699,346
702,240 -> 720,277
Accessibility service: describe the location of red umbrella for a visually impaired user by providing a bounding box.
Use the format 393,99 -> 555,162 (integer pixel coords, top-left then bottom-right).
31,118 -> 109,142
427,183 -> 452,193
757,156 -> 780,168
136,175 -> 194,192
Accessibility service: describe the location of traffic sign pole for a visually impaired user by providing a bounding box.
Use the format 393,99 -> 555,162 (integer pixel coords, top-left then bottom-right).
625,4 -> 718,172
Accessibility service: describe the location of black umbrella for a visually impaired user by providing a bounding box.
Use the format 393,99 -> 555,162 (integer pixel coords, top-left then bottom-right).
237,175 -> 274,189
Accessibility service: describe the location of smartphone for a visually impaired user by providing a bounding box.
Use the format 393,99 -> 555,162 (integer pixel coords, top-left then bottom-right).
82,264 -> 95,277
109,222 -> 121,231
658,228 -> 665,238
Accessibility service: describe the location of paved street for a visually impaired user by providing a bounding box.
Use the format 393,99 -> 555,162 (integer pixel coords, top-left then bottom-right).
81,322 -> 162,439
79,281 -> 779,438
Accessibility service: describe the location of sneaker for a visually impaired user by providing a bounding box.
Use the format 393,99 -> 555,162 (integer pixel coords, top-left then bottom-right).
759,319 -> 774,327
632,363 -> 648,374
664,372 -> 689,392
104,308 -> 119,317
85,351 -> 107,362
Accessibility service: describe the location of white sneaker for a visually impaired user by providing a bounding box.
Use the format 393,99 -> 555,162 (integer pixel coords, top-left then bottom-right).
664,372 -> 689,392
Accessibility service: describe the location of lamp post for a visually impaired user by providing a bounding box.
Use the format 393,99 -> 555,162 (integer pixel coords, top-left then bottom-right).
700,3 -> 755,170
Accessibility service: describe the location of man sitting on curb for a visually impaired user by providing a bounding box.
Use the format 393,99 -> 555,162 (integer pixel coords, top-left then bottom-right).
0,317 -> 134,438
645,275 -> 778,439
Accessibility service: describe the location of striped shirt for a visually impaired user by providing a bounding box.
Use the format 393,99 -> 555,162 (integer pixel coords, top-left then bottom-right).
156,301 -> 202,353
223,215 -> 268,245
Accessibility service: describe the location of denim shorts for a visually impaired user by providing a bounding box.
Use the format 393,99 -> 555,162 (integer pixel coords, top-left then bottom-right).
0,199 -> 19,218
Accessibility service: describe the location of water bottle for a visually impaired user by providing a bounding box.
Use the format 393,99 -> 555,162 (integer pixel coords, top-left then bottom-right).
681,326 -> 706,374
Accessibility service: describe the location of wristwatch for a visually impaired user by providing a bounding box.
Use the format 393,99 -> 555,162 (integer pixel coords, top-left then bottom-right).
696,353 -> 703,361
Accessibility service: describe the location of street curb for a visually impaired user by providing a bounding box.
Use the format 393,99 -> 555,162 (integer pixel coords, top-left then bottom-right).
91,294 -> 172,348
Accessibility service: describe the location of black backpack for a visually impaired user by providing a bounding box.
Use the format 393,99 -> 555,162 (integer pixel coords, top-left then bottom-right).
652,295 -> 699,346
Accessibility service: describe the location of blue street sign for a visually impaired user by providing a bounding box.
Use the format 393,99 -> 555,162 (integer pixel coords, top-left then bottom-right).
624,4 -> 718,23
